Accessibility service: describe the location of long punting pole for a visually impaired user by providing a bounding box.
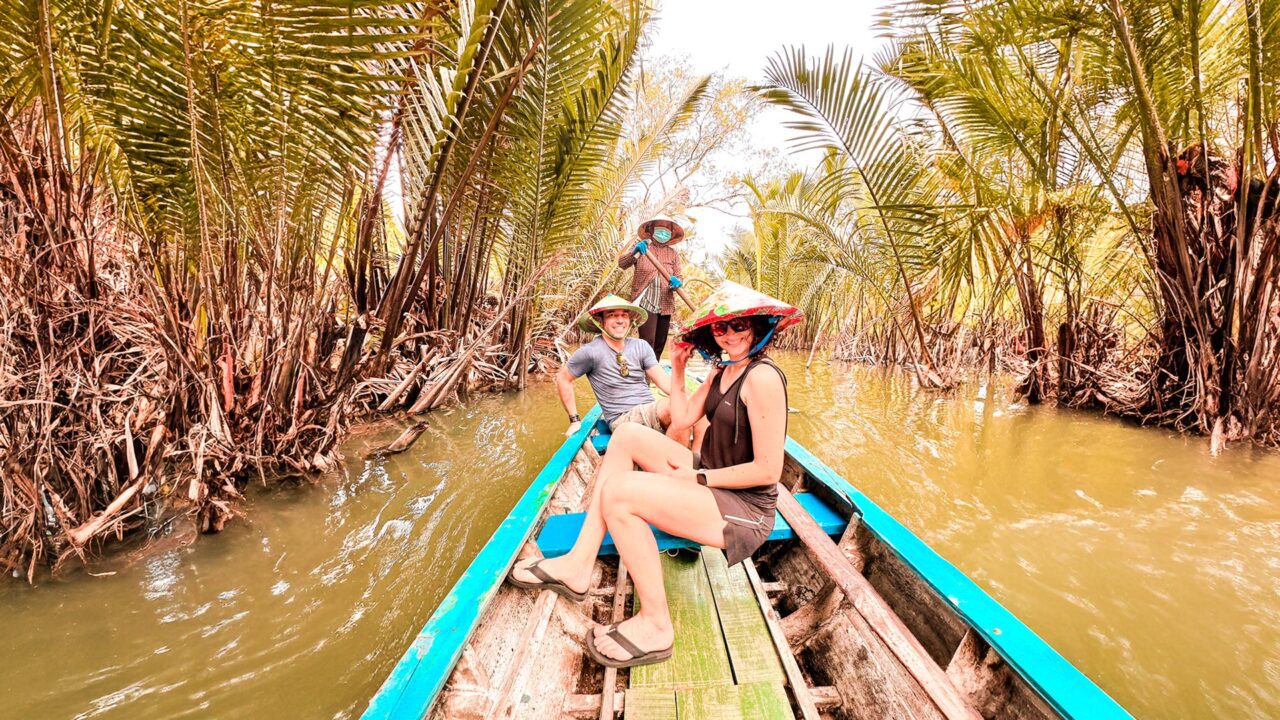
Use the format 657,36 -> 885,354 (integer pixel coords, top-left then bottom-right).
636,246 -> 696,311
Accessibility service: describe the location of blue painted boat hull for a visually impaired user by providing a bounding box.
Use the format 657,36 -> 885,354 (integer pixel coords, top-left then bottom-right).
363,407 -> 1131,720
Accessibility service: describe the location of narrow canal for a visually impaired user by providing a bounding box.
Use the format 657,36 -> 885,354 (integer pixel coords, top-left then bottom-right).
4,353 -> 1279,718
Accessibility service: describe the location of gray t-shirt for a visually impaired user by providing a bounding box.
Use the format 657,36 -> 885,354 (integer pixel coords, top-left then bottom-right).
567,337 -> 658,422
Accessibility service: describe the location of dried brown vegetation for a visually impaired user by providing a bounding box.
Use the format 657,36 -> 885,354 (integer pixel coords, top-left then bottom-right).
0,0 -> 694,578
0,110 -> 533,580
751,1 -> 1280,450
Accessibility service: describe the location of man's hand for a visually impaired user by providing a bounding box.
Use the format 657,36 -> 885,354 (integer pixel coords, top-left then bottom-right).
565,420 -> 582,437
669,275 -> 683,290
633,239 -> 649,256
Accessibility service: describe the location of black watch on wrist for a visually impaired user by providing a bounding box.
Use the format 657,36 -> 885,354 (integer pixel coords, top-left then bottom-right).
568,414 -> 581,423
696,470 -> 709,487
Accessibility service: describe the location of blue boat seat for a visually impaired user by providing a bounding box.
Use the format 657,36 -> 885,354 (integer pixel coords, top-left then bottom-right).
535,491 -> 847,558
589,420 -> 612,454
590,434 -> 611,454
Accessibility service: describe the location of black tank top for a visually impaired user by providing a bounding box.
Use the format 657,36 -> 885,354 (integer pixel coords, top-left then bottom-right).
699,356 -> 787,510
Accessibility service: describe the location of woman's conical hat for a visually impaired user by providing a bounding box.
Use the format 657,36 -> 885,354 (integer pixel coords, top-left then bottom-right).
577,294 -> 649,333
677,281 -> 803,341
636,214 -> 687,244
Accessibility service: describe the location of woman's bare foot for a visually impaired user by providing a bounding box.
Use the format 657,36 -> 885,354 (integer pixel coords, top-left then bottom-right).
592,614 -> 674,661
509,555 -> 591,595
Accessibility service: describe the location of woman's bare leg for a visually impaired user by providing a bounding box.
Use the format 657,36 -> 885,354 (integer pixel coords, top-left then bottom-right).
510,423 -> 693,592
592,472 -> 726,661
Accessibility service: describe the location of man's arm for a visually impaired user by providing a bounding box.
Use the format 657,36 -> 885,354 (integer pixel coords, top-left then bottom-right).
555,366 -> 579,419
645,364 -> 672,396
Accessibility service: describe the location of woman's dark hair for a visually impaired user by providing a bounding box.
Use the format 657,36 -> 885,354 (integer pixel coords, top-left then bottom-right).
685,315 -> 779,361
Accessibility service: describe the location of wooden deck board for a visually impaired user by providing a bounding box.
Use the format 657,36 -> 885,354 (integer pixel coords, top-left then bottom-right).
363,406 -> 604,720
675,681 -> 795,720
624,688 -> 677,719
631,553 -> 734,690
701,549 -> 786,686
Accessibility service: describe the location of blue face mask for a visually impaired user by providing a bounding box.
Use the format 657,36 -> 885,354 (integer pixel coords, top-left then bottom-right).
652,227 -> 673,243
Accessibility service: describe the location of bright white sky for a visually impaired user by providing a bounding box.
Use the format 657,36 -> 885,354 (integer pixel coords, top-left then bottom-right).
648,0 -> 891,264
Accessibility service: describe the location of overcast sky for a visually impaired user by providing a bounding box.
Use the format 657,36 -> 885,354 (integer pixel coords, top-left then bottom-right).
648,0 -> 890,262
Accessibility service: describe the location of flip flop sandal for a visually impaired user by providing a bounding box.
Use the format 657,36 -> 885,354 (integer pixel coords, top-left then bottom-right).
507,559 -> 589,602
585,623 -> 673,669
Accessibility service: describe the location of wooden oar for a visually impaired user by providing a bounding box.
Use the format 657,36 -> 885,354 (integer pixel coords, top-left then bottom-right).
635,245 -> 697,311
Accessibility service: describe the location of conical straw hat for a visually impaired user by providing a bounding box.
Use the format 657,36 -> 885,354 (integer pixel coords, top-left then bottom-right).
676,281 -> 803,342
636,214 -> 687,244
577,294 -> 649,334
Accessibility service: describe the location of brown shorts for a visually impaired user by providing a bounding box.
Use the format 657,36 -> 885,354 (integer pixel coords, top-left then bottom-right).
608,401 -> 666,432
709,488 -> 775,566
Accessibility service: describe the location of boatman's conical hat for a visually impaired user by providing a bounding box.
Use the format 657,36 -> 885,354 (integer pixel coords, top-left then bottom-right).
577,294 -> 649,334
637,214 -> 687,245
676,281 -> 803,342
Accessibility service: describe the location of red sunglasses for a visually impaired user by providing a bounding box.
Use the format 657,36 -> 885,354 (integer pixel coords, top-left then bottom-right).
709,317 -> 753,336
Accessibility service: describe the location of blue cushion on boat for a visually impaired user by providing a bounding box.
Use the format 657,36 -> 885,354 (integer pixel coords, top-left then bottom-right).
590,419 -> 613,454
590,434 -> 611,454
535,491 -> 847,558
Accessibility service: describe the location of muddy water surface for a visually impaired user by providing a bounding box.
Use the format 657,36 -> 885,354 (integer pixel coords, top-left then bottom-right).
4,354 -> 1280,718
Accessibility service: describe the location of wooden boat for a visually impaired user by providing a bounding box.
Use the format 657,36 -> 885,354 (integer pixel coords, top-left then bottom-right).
363,403 -> 1132,719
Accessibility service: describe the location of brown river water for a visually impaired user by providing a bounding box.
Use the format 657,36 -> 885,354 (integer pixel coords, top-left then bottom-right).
4,353 -> 1280,718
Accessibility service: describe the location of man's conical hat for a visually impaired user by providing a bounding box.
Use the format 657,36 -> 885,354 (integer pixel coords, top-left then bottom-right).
577,294 -> 649,334
636,214 -> 687,244
677,281 -> 803,341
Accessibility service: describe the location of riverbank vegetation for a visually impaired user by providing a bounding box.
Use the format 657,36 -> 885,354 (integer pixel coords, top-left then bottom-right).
741,0 -> 1280,449
5,0 -> 1279,578
0,0 -> 754,578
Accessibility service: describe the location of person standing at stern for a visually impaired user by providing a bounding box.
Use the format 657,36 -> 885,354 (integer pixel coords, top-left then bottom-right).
508,281 -> 803,670
618,214 -> 687,359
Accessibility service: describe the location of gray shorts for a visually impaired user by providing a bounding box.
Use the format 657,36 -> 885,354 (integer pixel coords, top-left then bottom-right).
608,400 -> 665,432
710,489 -> 775,566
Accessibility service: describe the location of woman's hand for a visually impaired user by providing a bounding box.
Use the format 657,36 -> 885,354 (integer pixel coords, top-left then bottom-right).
670,341 -> 692,372
660,456 -> 696,483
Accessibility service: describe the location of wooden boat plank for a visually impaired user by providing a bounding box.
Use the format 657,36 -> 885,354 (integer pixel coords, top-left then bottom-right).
631,553 -> 734,690
802,590 -> 947,719
428,572 -> 588,719
488,583 -> 559,718
600,562 -> 631,720
674,681 -> 795,720
946,628 -> 1059,719
741,558 -> 822,720
624,688 -> 677,719
776,486 -> 981,720
784,438 -> 1133,720
362,406 -> 603,720
701,548 -> 785,686
536,492 -> 845,558
367,412 -> 1128,720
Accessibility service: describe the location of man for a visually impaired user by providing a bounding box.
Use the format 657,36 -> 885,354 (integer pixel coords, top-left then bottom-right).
559,295 -> 673,436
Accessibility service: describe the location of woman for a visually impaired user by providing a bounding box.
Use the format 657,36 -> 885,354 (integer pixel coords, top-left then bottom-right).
618,214 -> 686,359
507,281 -> 802,669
